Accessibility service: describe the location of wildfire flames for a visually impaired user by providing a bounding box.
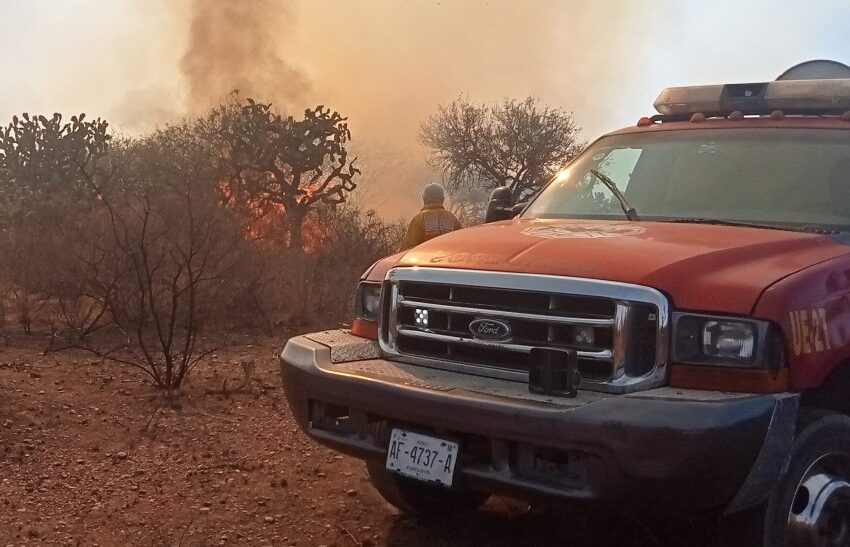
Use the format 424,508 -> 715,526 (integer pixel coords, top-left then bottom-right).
218,179 -> 330,252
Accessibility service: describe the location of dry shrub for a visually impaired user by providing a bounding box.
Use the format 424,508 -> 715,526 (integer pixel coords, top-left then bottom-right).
299,207 -> 403,325
221,205 -> 403,331
0,103 -> 403,397
67,126 -> 249,397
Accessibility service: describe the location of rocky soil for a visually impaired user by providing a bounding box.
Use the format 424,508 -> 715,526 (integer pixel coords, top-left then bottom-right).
0,333 -> 708,546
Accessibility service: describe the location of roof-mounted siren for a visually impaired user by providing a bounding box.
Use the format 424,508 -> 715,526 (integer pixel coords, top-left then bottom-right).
776,59 -> 850,80
653,60 -> 850,117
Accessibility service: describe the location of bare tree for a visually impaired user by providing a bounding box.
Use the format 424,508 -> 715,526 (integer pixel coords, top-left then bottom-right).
204,97 -> 360,249
420,96 -> 585,202
0,119 -> 247,400
75,126 -> 244,399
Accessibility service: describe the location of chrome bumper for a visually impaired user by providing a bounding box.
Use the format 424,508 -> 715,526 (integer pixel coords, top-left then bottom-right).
280,330 -> 798,515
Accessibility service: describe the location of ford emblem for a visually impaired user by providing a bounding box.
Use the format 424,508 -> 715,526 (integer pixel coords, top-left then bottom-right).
469,318 -> 512,341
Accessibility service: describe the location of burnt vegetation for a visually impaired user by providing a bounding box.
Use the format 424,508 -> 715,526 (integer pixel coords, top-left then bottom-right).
0,94 -> 582,398
0,100 -> 402,398
204,97 -> 360,249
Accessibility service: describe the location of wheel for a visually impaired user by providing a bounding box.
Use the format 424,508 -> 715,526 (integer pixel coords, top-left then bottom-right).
366,460 -> 489,517
722,409 -> 850,546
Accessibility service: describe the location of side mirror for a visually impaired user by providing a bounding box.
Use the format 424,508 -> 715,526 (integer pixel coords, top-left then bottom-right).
511,202 -> 528,216
485,186 -> 513,223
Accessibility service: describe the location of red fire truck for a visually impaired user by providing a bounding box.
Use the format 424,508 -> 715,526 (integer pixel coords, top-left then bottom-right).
280,61 -> 850,545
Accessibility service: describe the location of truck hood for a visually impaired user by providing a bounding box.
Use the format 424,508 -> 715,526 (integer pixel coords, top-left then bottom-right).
394,219 -> 850,314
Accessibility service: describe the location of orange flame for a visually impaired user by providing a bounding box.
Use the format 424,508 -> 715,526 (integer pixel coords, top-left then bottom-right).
218,179 -> 330,252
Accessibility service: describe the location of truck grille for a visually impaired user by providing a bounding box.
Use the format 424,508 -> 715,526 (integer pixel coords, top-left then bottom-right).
379,268 -> 670,394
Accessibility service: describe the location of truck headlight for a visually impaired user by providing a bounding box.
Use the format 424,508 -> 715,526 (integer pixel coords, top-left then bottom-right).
701,320 -> 755,360
354,282 -> 382,322
673,313 -> 781,369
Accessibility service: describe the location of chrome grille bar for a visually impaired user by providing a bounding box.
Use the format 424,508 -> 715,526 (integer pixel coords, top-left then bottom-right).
397,297 -> 615,327
397,327 -> 614,360
612,302 -> 633,381
379,267 -> 670,394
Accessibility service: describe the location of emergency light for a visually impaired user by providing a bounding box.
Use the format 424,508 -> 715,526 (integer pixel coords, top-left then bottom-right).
654,60 -> 850,116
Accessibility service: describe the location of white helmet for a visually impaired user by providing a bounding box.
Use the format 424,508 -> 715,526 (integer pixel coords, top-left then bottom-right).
422,183 -> 445,205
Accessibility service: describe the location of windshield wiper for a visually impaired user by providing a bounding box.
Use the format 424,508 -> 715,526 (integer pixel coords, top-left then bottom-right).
669,218 -> 839,234
590,169 -> 640,221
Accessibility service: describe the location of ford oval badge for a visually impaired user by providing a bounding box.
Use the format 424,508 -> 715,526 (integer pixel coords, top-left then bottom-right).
469,318 -> 512,341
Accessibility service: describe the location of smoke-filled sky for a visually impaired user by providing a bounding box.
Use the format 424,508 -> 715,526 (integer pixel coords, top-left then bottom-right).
0,0 -> 848,216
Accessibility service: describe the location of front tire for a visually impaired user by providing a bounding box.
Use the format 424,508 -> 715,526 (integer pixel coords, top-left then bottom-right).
366,460 -> 489,517
723,409 -> 850,546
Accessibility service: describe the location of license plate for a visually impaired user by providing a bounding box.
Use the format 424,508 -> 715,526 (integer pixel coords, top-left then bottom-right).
385,428 -> 459,487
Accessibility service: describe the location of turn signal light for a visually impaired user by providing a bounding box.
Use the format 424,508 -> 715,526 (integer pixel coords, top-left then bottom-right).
351,318 -> 378,340
670,364 -> 790,393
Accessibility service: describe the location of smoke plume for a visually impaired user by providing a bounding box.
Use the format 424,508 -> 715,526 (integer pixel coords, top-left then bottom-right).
180,0 -> 310,113
2,0 -> 846,218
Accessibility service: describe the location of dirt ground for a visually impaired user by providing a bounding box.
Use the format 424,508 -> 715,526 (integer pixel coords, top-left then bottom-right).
0,333 -> 707,546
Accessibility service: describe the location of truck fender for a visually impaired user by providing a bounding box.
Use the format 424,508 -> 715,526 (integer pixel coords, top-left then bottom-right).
725,393 -> 799,514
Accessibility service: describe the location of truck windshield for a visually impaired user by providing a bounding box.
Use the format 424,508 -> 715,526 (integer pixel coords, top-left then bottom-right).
523,128 -> 850,231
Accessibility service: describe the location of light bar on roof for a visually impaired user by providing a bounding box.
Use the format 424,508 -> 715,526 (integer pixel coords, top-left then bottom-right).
765,78 -> 850,109
654,78 -> 850,116
654,85 -> 725,116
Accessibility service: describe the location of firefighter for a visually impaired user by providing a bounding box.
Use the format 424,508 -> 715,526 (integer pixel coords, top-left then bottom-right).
399,183 -> 462,251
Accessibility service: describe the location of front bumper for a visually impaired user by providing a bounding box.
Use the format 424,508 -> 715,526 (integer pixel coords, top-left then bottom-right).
280,330 -> 798,514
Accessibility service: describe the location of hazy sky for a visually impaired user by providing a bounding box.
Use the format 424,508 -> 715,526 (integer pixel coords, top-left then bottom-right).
0,0 -> 848,215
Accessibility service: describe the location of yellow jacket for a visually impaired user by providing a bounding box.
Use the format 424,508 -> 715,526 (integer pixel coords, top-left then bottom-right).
399,204 -> 462,251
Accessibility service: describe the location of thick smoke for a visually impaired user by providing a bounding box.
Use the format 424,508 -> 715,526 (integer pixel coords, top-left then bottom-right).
282,0 -> 657,218
3,0 -> 843,219
180,0 -> 310,113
